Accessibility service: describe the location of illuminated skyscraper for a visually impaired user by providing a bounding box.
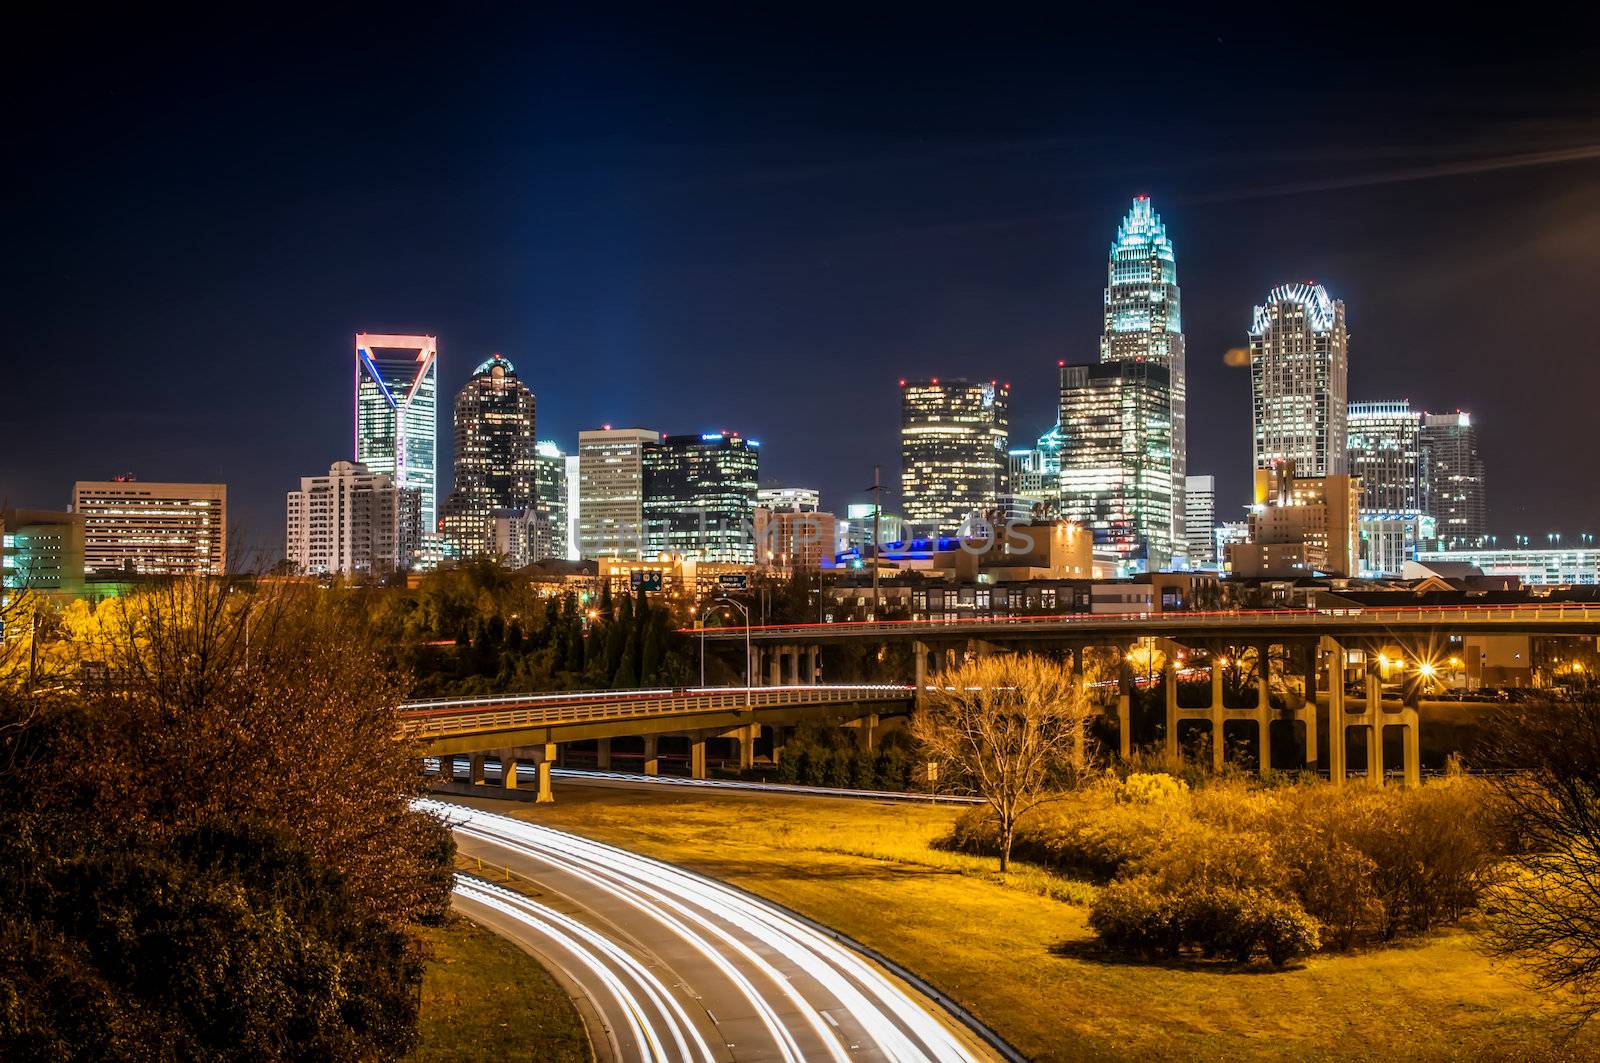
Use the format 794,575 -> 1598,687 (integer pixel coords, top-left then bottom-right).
73,479 -> 227,576
1250,284 -> 1348,477
1057,362 -> 1172,569
440,353 -> 537,558
1421,411 -> 1487,546
643,433 -> 760,562
1184,475 -> 1216,569
534,440 -> 569,562
1100,196 -> 1186,555
1347,400 -> 1427,576
354,332 -> 438,527
899,379 -> 1009,535
285,460 -> 412,577
578,427 -> 660,559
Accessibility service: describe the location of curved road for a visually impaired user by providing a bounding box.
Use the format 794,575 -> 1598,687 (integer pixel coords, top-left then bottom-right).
423,799 -> 999,1063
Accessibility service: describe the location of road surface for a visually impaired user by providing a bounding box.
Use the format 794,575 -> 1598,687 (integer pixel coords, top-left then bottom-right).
423,798 -> 1003,1063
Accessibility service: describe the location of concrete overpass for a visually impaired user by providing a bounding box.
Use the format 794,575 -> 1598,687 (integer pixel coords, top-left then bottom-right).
400,684 -> 913,801
692,604 -> 1600,785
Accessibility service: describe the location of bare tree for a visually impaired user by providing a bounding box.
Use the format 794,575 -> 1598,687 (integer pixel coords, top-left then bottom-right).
911,653 -> 1095,874
1482,686 -> 1600,1027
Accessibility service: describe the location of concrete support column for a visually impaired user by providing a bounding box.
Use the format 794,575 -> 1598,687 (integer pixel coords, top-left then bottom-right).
596,738 -> 612,770
1366,671 -> 1384,785
751,646 -> 763,687
1301,641 -> 1319,769
1117,647 -> 1133,761
1256,643 -> 1273,776
536,743 -> 556,803
856,713 -> 880,752
807,645 -> 820,685
499,750 -> 518,790
1163,656 -> 1180,759
914,640 -> 929,694
642,735 -> 659,776
787,648 -> 801,686
469,753 -> 487,786
768,647 -> 783,687
690,736 -> 707,780
738,724 -> 757,771
1210,654 -> 1227,774
1403,718 -> 1421,788
1326,639 -> 1347,787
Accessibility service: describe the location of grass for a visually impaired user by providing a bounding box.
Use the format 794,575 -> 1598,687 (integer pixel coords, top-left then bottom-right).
499,784 -> 1599,1062
410,913 -> 589,1063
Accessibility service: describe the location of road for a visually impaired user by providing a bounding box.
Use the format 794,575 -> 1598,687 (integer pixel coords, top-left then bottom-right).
423,798 -> 1003,1063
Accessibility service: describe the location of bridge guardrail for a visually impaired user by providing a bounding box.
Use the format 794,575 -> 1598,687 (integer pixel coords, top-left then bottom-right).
398,684 -> 914,741
688,603 -> 1600,640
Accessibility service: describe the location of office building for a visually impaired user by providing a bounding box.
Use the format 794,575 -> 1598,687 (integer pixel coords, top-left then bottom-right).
755,508 -> 839,571
899,378 -> 1009,536
1422,411 -> 1487,545
756,487 -> 821,513
842,504 -> 904,554
285,460 -> 413,577
577,427 -> 660,559
354,332 -> 438,528
1057,361 -> 1174,570
1,508 -> 85,597
1183,475 -> 1216,569
564,454 -> 581,561
1250,284 -> 1348,477
1416,545 -> 1599,586
534,440 -> 569,562
1231,461 -> 1359,578
642,432 -> 760,562
73,479 -> 227,576
439,353 -> 537,559
1347,400 -> 1427,576
1100,196 -> 1187,554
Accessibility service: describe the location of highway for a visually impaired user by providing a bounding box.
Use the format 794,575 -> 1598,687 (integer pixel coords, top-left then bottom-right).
423,799 -> 1003,1063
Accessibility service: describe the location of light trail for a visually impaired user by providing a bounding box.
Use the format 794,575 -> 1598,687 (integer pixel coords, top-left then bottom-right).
427,800 -> 994,1063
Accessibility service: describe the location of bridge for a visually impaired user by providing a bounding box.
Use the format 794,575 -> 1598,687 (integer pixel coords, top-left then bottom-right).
692,604 -> 1600,785
401,684 -> 913,802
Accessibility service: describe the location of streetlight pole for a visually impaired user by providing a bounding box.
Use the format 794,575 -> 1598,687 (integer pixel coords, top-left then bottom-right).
712,597 -> 753,708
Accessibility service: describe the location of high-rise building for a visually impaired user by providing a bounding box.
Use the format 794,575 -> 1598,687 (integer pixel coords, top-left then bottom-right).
72,479 -> 227,576
1100,196 -> 1187,554
564,454 -> 581,561
1,508 -> 85,597
354,333 -> 438,528
1183,475 -> 1216,569
1007,423 -> 1065,514
842,504 -> 904,554
642,433 -> 760,562
534,441 -> 569,562
1422,411 -> 1487,546
754,508 -> 838,571
1058,361 -> 1173,569
577,427 -> 660,559
1232,461 -> 1359,578
440,353 -> 537,559
756,487 -> 821,513
1249,284 -> 1349,478
285,460 -> 413,577
1347,400 -> 1427,576
899,378 -> 1009,536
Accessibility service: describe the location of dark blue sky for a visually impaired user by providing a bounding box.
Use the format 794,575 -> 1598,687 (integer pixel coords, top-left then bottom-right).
5,9 -> 1599,550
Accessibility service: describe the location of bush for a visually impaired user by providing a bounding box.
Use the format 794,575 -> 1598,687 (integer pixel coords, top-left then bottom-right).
1090,880 -> 1319,966
1087,878 -> 1182,957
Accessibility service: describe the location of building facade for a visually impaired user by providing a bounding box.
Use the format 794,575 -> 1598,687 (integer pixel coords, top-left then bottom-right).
1416,546 -> 1598,586
642,433 -> 760,562
73,480 -> 227,576
1231,461 -> 1359,578
754,508 -> 839,571
1,508 -> 85,597
1249,284 -> 1348,478
1183,474 -> 1216,569
354,332 -> 438,528
1100,196 -> 1187,556
285,460 -> 412,577
440,354 -> 537,559
899,379 -> 1009,536
1058,361 -> 1174,570
756,487 -> 821,513
1421,411 -> 1487,546
534,440 -> 569,562
1347,400 -> 1427,577
577,427 -> 660,559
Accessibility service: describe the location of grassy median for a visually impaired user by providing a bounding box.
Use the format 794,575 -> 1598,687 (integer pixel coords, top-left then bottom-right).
501,783 -> 1597,1062
410,913 -> 590,1063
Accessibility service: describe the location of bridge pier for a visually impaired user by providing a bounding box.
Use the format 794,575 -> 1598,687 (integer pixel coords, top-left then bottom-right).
499,749 -> 519,791
469,753 -> 487,786
596,737 -> 612,770
1322,642 -> 1419,788
690,736 -> 707,780
642,734 -> 659,776
1116,646 -> 1133,761
1255,643 -> 1272,776
1325,638 -> 1347,784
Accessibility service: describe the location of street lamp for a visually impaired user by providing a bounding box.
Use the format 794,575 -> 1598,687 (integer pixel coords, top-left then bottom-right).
706,597 -> 753,708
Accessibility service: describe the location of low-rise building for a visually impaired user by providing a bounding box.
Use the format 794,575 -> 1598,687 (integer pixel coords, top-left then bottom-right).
74,478 -> 227,576
1229,462 -> 1359,578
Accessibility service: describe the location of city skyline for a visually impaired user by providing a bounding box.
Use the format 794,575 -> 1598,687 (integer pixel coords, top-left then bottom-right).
5,13 -> 1599,546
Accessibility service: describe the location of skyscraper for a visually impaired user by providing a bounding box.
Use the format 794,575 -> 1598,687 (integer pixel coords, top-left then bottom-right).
285,460 -> 412,577
534,440 -> 569,562
1183,475 -> 1216,569
1347,400 -> 1426,576
1249,284 -> 1348,477
440,353 -> 537,558
899,379 -> 1009,536
577,427 -> 660,559
643,433 -> 760,562
1057,362 -> 1173,568
1422,411 -> 1487,545
1100,196 -> 1187,555
354,333 -> 438,528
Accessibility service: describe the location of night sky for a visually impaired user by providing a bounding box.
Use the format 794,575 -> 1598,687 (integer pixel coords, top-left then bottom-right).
5,9 -> 1600,551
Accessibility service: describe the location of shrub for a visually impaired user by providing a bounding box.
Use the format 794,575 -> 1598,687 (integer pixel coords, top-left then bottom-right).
1116,771 -> 1189,805
1092,881 -> 1320,966
1087,878 -> 1182,957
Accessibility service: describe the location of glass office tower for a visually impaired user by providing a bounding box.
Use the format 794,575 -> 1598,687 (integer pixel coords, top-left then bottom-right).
899,379 -> 1009,536
355,332 -> 438,528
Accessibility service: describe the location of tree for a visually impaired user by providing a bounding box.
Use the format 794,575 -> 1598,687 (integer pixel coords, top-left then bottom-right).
910,653 -> 1095,873
1482,686 -> 1600,1026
